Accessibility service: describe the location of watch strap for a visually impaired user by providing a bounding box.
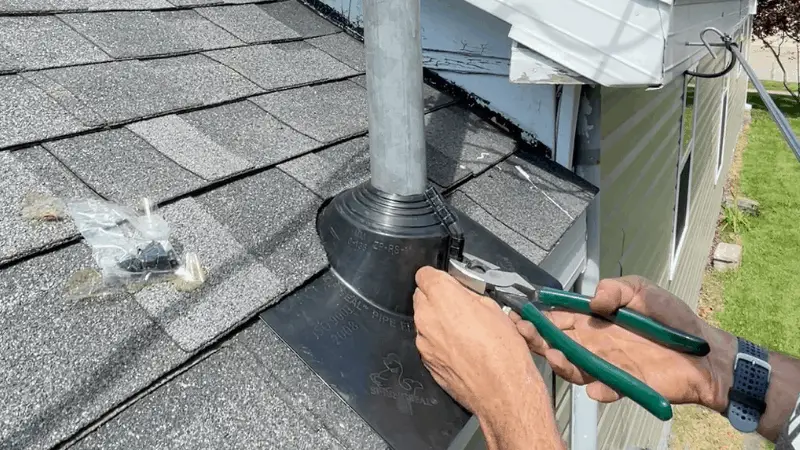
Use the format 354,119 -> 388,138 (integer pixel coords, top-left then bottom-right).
726,338 -> 770,433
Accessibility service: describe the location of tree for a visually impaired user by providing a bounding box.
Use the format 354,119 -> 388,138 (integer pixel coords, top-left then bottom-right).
753,0 -> 800,103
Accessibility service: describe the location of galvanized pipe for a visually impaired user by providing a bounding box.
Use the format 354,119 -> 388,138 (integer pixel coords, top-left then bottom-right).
363,0 -> 427,196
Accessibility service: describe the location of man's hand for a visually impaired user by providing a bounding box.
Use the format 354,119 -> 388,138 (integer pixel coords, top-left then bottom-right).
512,275 -> 736,413
414,266 -> 563,450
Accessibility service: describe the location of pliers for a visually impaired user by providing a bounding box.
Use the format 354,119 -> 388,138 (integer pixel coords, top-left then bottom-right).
448,253 -> 710,421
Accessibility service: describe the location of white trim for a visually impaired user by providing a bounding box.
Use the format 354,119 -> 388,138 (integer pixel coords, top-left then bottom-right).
509,42 -> 588,84
571,85 -> 601,450
553,85 -> 581,170
463,0 -> 670,86
670,74 -> 697,280
715,76 -> 731,184
573,164 -> 600,450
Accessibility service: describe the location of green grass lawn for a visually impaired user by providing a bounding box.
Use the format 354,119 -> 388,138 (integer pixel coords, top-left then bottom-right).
716,93 -> 800,357
750,79 -> 799,94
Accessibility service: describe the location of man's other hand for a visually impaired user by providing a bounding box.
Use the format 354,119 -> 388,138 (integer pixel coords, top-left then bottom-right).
512,275 -> 735,412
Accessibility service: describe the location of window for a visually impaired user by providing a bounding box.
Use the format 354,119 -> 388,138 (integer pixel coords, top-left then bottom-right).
715,76 -> 730,183
670,76 -> 697,278
681,77 -> 697,159
675,154 -> 692,251
737,20 -> 748,78
736,38 -> 743,77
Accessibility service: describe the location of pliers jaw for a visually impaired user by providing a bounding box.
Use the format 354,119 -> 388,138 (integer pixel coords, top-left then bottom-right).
448,253 -> 538,314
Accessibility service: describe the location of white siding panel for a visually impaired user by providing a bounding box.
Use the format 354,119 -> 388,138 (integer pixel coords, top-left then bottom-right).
665,0 -> 750,80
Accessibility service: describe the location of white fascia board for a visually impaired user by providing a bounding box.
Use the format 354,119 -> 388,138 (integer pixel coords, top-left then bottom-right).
662,3 -> 751,87
462,0 -> 671,87
509,42 -> 591,84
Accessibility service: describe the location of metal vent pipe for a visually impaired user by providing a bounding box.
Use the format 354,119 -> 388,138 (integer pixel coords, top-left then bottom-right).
363,0 -> 427,196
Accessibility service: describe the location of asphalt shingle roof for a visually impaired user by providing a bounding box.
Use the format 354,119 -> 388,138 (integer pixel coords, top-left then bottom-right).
0,1 -> 597,448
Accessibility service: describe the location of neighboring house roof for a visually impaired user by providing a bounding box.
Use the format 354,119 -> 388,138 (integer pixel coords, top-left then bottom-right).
0,1 -> 596,448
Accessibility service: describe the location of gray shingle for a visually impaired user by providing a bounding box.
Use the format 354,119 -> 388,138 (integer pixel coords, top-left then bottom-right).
278,137 -> 370,198
350,75 -> 453,111
180,101 -> 320,167
166,0 -> 222,5
58,10 -> 242,59
133,198 -> 285,352
509,152 -> 597,219
458,156 -> 583,251
0,75 -> 88,149
448,190 -> 547,264
0,147 -> 97,264
278,135 -> 471,195
73,341 -> 342,450
426,147 -> 472,189
157,9 -> 244,47
43,129 -> 205,204
127,115 -> 252,181
425,105 -> 518,175
146,53 -> 264,105
0,244 -> 186,450
0,46 -> 21,74
205,42 -> 357,91
235,323 -> 389,450
0,0 -> 173,12
36,60 -> 191,124
196,169 -> 327,288
196,4 -> 300,43
307,32 -> 365,71
258,1 -> 340,38
22,72 -> 105,127
0,16 -> 110,71
34,60 -> 178,124
252,79 -> 367,142
86,0 -> 174,8
39,55 -> 261,124
167,0 -> 253,5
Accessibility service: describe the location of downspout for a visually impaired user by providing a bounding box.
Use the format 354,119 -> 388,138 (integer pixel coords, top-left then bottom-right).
571,84 -> 602,450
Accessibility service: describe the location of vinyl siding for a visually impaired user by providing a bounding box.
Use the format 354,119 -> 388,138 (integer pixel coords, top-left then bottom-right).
555,375 -> 572,444
599,80 -> 684,285
593,18 -> 750,449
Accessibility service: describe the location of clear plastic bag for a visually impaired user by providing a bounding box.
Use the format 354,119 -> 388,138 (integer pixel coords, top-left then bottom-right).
67,197 -> 182,288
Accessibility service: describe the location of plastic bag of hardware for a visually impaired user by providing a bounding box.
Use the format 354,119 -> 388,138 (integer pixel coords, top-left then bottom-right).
66,197 -> 185,289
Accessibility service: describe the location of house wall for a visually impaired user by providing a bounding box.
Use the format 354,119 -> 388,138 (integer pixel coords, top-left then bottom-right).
592,17 -> 751,450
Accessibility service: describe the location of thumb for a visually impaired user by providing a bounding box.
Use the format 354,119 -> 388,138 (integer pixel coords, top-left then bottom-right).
586,381 -> 622,403
591,276 -> 643,316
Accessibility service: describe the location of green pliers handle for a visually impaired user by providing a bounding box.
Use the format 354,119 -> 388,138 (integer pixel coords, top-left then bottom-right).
538,287 -> 710,357
517,302 -> 676,421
